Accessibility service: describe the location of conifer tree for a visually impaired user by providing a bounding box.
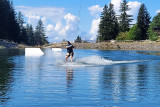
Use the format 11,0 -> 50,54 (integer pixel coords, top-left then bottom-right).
137,4 -> 151,40
8,1 -> 20,42
26,24 -> 35,46
75,35 -> 82,43
0,0 -> 10,40
34,20 -> 48,45
98,3 -> 119,41
17,12 -> 24,29
17,11 -> 28,44
119,0 -> 133,32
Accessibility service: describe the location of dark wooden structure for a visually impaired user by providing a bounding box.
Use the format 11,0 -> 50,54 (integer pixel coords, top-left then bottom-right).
153,27 -> 160,34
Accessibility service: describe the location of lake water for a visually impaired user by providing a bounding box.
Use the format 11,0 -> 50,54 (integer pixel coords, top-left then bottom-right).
1,49 -> 160,107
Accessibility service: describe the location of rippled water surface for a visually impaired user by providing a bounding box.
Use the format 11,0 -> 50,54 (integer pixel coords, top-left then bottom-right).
1,49 -> 160,107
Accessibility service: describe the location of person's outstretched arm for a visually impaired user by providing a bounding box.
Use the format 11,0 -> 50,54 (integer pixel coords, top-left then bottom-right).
66,45 -> 72,48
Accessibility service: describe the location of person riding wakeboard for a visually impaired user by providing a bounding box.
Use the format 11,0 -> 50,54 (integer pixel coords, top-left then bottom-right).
65,41 -> 75,62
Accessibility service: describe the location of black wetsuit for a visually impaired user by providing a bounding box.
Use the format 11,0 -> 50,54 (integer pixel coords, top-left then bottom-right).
66,45 -> 74,57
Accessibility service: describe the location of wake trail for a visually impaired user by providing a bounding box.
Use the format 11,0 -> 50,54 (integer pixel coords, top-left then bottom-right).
55,55 -> 145,67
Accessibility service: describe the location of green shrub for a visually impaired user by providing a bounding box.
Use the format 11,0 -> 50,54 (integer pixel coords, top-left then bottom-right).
116,32 -> 129,40
148,13 -> 160,41
128,24 -> 141,40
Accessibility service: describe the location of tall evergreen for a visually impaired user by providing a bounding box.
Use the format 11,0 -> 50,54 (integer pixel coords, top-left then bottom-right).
34,20 -> 48,45
97,3 -> 119,41
26,24 -> 35,46
17,12 -> 25,29
8,1 -> 20,42
75,35 -> 82,43
0,0 -> 48,46
17,11 -> 28,44
137,4 -> 151,40
0,0 -> 10,40
119,0 -> 133,32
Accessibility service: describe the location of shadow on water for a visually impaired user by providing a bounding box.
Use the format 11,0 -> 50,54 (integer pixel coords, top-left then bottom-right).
0,49 -> 24,105
0,49 -> 24,56
0,57 -> 15,105
66,67 -> 74,94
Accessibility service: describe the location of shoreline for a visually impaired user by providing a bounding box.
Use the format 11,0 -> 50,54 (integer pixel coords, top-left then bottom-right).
46,41 -> 160,51
1,40 -> 160,51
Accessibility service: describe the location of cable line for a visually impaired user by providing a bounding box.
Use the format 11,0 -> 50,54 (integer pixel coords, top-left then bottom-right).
77,0 -> 82,36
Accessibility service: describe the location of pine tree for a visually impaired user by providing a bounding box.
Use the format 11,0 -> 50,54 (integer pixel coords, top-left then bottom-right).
75,35 -> 82,43
0,0 -> 10,40
97,3 -> 119,41
34,20 -> 48,45
17,12 -> 24,29
26,24 -> 35,46
17,11 -> 28,44
8,1 -> 20,42
119,0 -> 133,32
137,4 -> 151,40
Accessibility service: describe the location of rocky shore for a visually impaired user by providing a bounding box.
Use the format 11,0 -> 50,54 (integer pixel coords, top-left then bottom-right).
0,40 -> 28,49
47,41 -> 160,51
1,40 -> 160,51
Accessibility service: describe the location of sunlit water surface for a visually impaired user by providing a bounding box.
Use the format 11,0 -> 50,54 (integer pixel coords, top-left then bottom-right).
1,49 -> 160,107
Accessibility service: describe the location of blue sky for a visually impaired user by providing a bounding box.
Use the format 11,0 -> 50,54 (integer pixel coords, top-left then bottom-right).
13,0 -> 160,43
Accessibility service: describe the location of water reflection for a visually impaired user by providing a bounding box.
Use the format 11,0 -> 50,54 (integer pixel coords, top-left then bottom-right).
0,49 -> 24,56
66,67 -> 74,93
0,57 -> 14,104
101,62 -> 160,105
1,49 -> 160,106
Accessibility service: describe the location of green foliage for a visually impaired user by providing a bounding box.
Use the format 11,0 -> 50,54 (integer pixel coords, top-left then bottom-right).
75,35 -> 82,43
116,32 -> 129,40
148,13 -> 160,41
8,1 -> 21,42
17,11 -> 28,44
119,0 -> 133,32
26,24 -> 35,46
0,0 -> 48,46
98,3 -> 119,41
34,20 -> 48,45
128,24 -> 141,40
0,0 -> 20,42
137,4 -> 151,40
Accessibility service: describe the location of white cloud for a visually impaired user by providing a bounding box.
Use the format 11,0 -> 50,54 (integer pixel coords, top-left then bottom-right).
16,6 -> 80,42
88,5 -> 102,40
127,1 -> 141,24
89,18 -> 100,40
111,0 -> 141,24
111,0 -> 122,15
62,13 -> 80,40
26,15 -> 40,27
88,5 -> 103,17
55,21 -> 63,31
16,6 -> 65,23
41,17 -> 47,26
156,10 -> 160,13
46,24 -> 54,32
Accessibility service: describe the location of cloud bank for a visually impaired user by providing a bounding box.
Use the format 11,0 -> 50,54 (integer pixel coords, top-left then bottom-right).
16,6 -> 79,43
16,0 -> 141,42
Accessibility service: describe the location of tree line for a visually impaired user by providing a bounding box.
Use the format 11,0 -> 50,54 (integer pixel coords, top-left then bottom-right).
0,0 -> 48,46
97,0 -> 160,42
